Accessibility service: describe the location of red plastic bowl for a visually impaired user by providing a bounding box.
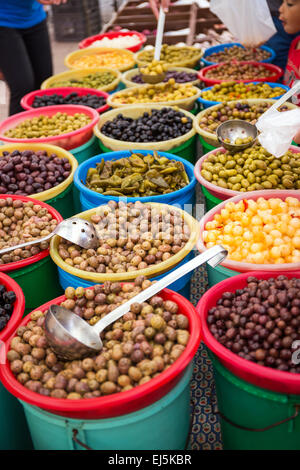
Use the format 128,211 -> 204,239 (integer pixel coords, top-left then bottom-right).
198,61 -> 283,86
0,272 -> 25,342
0,194 -> 63,273
21,87 -> 109,114
194,145 -> 300,201
78,31 -> 146,53
0,105 -> 100,151
0,287 -> 201,419
197,271 -> 300,395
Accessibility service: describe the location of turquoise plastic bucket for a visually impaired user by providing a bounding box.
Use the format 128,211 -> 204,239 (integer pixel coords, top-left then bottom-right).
74,150 -> 196,213
70,135 -> 100,165
20,364 -> 193,450
0,383 -> 33,450
57,251 -> 194,299
97,136 -> 197,164
210,353 -> 300,450
206,262 -> 239,288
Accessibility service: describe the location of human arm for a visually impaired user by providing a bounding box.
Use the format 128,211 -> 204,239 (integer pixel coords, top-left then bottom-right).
149,0 -> 171,20
37,0 -> 68,5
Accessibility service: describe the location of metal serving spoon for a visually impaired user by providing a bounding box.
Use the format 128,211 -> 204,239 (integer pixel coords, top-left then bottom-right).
141,7 -> 166,84
44,245 -> 228,360
216,81 -> 300,152
0,217 -> 99,255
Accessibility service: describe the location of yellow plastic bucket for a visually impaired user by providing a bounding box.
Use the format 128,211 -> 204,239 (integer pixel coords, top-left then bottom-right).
41,68 -> 121,93
122,67 -> 201,88
64,47 -> 136,73
0,143 -> 78,219
136,46 -> 203,69
93,104 -> 195,153
50,202 -> 200,283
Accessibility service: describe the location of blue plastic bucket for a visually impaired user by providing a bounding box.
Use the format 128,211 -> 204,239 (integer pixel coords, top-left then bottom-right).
57,250 -> 194,299
0,382 -> 33,450
19,364 -> 193,450
198,82 -> 290,109
74,150 -> 196,213
202,43 -> 276,66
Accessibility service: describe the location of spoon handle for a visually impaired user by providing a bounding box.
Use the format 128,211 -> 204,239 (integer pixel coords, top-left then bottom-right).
0,231 -> 54,256
265,81 -> 300,115
92,245 -> 227,335
154,7 -> 166,61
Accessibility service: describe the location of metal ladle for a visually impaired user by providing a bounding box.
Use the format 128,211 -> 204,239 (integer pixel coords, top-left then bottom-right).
141,7 -> 166,84
217,81 -> 300,152
0,217 -> 99,256
44,245 -> 228,360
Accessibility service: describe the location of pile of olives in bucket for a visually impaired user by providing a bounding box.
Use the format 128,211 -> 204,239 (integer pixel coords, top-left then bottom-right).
131,70 -> 198,85
4,112 -> 91,139
0,285 -> 16,332
101,108 -> 193,143
208,275 -> 300,373
8,279 -> 190,399
205,45 -> 271,63
58,201 -> 190,274
205,63 -> 275,81
0,198 -> 58,265
32,93 -> 106,110
201,82 -> 285,102
198,101 -> 288,134
0,149 -> 71,195
138,45 -> 201,66
50,72 -> 116,89
201,145 -> 300,191
85,152 -> 189,197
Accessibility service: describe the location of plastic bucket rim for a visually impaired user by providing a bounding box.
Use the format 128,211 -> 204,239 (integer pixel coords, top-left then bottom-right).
198,82 -> 290,108
64,47 -> 136,72
0,105 -> 100,148
20,87 -> 110,114
198,61 -> 284,85
122,66 -> 200,88
0,143 -> 78,202
50,201 -> 200,282
202,43 -> 276,66
94,104 -> 196,152
78,31 -> 147,52
197,270 -> 300,395
194,144 -> 300,200
0,286 -> 201,417
73,149 -> 196,205
0,272 -> 25,342
197,189 -> 300,272
0,194 -> 63,273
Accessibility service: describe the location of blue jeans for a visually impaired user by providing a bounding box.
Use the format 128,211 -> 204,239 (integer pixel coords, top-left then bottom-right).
265,16 -> 300,70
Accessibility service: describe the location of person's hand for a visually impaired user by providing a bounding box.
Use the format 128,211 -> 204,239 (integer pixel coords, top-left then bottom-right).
293,129 -> 300,145
149,0 -> 171,20
37,0 -> 68,5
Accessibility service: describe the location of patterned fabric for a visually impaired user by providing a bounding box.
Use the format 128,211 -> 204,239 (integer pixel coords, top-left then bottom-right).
188,172 -> 223,450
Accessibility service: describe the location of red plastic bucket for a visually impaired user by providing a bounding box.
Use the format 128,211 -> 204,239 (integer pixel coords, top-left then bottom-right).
78,31 -> 146,53
197,271 -> 300,395
0,272 -> 25,342
21,88 -> 109,114
194,145 -> 300,201
0,105 -> 99,151
0,287 -> 201,420
0,194 -> 63,273
198,61 -> 283,86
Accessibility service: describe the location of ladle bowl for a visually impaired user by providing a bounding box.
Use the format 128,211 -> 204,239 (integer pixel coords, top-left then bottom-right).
217,120 -> 258,152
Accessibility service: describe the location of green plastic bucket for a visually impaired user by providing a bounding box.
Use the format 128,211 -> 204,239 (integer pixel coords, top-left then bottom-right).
198,135 -> 217,155
0,383 -> 33,450
210,353 -> 300,450
45,183 -> 75,219
98,136 -> 197,164
9,256 -> 63,315
70,135 -> 100,165
206,262 -> 239,288
20,364 -> 193,450
201,185 -> 222,212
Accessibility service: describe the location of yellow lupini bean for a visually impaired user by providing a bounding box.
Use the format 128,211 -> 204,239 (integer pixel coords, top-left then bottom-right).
203,196 -> 300,264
